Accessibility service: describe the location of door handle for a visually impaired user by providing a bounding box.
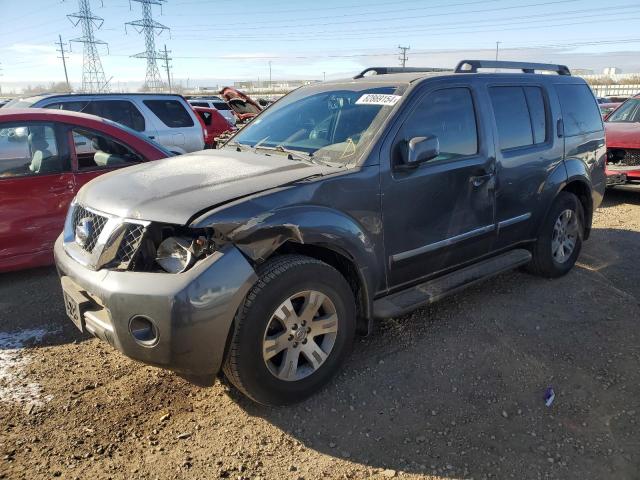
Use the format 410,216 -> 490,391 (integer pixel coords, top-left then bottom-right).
148,135 -> 155,140
470,173 -> 493,187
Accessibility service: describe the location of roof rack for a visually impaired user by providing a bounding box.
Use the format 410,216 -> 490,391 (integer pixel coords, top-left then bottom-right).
454,60 -> 571,76
354,67 -> 452,79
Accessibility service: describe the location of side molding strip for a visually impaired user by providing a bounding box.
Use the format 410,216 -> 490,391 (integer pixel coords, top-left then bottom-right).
497,212 -> 531,230
391,224 -> 495,263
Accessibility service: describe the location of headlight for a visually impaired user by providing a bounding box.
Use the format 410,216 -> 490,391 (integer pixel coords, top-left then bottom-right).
156,237 -> 194,273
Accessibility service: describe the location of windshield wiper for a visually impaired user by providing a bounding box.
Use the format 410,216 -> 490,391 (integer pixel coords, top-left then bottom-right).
253,144 -> 319,164
224,140 -> 248,151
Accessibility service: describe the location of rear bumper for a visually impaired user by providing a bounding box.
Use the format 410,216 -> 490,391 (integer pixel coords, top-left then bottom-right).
54,235 -> 257,379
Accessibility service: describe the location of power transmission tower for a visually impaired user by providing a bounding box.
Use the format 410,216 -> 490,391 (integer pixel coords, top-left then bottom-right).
67,0 -> 110,93
126,0 -> 170,92
398,45 -> 410,68
55,35 -> 72,91
162,44 -> 172,93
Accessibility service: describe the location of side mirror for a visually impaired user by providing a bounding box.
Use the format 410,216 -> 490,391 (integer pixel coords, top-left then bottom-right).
407,135 -> 439,166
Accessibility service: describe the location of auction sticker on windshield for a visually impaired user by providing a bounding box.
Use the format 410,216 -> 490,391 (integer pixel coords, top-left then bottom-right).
355,94 -> 402,106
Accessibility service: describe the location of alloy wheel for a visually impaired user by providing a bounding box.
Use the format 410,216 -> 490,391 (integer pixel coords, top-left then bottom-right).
551,208 -> 579,264
262,290 -> 339,381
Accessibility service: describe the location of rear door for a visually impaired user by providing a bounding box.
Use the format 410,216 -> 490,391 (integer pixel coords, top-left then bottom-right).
381,81 -> 497,289
488,82 -> 564,248
0,121 -> 73,269
555,83 -> 606,193
142,98 -> 204,153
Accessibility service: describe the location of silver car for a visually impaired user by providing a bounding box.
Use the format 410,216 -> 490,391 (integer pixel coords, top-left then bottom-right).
5,93 -> 205,154
188,97 -> 236,125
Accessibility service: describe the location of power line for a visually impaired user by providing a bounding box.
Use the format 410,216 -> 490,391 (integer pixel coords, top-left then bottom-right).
398,45 -> 410,67
68,0 -> 110,93
55,35 -> 72,92
175,0 -> 581,33
126,0 -> 170,92
173,11 -> 640,44
173,3 -> 640,40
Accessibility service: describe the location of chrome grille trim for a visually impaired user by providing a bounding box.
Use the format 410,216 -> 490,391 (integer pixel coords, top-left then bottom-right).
63,201 -> 150,271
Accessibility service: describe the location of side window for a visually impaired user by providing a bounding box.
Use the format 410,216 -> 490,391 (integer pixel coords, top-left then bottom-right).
197,110 -> 212,126
91,100 -> 146,132
0,123 -> 64,178
490,87 -> 533,150
524,87 -> 547,144
190,102 -> 209,108
143,100 -> 194,128
490,86 -> 548,150
556,84 -> 603,136
71,128 -> 142,170
213,102 -> 231,111
44,101 -> 90,112
399,87 -> 478,163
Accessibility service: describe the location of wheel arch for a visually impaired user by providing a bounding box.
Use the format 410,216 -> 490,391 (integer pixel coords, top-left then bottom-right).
561,178 -> 593,239
272,241 -> 373,335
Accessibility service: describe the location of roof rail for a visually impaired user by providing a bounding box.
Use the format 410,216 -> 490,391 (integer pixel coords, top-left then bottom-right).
354,67 -> 452,79
455,60 -> 571,76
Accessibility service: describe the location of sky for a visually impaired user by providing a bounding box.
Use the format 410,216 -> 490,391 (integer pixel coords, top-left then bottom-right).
1,0 -> 640,92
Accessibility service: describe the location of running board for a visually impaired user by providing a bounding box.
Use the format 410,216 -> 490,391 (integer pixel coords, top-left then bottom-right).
373,249 -> 532,319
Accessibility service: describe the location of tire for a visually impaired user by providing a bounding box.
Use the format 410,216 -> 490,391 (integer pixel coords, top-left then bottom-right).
222,254 -> 356,406
526,192 -> 585,278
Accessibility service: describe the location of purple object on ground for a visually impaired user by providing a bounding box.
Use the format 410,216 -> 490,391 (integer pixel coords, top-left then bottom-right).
544,387 -> 555,407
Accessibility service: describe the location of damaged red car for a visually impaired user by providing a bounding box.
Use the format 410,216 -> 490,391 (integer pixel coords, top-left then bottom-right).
192,106 -> 235,148
219,87 -> 262,123
604,95 -> 640,187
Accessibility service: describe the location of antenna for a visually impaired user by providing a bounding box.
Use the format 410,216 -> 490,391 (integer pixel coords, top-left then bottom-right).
67,0 -> 110,93
126,0 -> 170,92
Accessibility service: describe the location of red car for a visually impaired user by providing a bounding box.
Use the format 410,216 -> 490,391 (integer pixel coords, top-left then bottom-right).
192,106 -> 235,148
604,95 -> 640,187
219,87 -> 262,123
0,109 -> 171,272
599,102 -> 621,118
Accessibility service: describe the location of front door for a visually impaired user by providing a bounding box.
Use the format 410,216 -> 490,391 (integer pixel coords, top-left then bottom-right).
0,122 -> 74,270
381,84 -> 496,290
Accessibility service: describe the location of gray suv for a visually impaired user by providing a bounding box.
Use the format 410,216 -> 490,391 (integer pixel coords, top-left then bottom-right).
5,93 -> 205,154
55,61 -> 606,405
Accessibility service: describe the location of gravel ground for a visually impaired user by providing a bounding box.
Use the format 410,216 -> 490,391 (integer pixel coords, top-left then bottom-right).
1,189 -> 639,480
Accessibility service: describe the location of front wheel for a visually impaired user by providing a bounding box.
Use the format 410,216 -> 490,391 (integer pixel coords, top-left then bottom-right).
222,255 -> 356,405
526,191 -> 585,278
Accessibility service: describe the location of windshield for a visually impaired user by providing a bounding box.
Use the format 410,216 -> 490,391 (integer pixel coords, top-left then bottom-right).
607,98 -> 640,123
230,84 -> 404,165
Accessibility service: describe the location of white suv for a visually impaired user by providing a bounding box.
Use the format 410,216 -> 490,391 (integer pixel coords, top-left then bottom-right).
6,93 -> 205,154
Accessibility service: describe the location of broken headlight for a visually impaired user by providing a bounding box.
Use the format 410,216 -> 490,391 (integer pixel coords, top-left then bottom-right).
155,234 -> 214,274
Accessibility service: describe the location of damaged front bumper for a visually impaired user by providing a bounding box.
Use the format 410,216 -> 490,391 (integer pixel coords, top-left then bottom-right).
54,235 -> 257,381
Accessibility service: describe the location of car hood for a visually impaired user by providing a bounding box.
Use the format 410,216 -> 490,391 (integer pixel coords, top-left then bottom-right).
605,122 -> 640,148
76,149 -> 334,225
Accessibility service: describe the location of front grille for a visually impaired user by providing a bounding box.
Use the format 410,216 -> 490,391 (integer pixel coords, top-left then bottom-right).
72,205 -> 108,253
623,149 -> 640,166
113,223 -> 146,269
609,148 -> 640,167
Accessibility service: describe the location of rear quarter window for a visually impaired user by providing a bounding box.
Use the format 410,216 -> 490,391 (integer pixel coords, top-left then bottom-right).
556,84 -> 603,136
143,99 -> 194,128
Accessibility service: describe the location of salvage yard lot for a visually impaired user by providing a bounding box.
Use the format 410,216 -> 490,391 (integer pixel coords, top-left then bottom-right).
1,190 -> 639,480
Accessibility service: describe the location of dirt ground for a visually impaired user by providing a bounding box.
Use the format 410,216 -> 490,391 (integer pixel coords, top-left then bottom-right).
1,189 -> 639,480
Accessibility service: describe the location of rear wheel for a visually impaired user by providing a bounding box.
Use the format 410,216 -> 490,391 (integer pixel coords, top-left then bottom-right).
223,255 -> 356,405
526,192 -> 584,278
